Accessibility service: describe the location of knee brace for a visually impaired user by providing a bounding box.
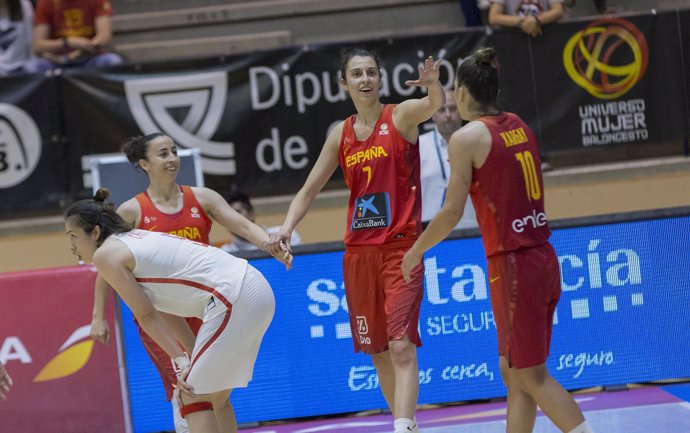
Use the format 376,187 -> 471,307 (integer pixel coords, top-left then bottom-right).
179,401 -> 213,418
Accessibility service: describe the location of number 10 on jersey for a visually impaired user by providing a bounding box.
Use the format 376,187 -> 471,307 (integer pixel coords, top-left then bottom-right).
515,151 -> 541,201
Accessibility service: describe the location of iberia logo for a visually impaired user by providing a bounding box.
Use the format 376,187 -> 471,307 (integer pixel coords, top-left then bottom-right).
33,325 -> 94,382
563,18 -> 648,100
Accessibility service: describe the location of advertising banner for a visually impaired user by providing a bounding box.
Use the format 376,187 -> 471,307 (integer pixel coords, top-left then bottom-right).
1,10 -> 689,218
531,13 -> 688,152
59,31 -> 487,201
0,266 -> 126,433
0,74 -> 65,216
119,213 -> 690,432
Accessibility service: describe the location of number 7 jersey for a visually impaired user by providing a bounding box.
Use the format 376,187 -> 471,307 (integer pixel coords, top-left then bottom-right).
470,112 -> 551,257
338,104 -> 422,246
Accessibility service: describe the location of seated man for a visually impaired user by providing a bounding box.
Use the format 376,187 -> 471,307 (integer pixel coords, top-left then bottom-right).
0,0 -> 34,76
221,191 -> 302,253
489,0 -> 565,38
26,0 -> 122,73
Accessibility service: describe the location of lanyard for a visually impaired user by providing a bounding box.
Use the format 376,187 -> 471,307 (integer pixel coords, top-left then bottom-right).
432,129 -> 447,181
432,129 -> 448,205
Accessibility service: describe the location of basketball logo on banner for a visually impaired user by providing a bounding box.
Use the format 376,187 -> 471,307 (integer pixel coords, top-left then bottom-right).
563,18 -> 649,100
33,325 -> 94,382
0,103 -> 42,188
124,72 -> 236,175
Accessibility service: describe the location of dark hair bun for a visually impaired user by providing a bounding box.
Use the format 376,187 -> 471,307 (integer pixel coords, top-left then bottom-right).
93,188 -> 111,203
475,47 -> 498,69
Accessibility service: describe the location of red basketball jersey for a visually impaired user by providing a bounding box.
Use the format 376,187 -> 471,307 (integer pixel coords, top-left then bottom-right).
470,113 -> 550,257
135,185 -> 212,244
338,104 -> 422,246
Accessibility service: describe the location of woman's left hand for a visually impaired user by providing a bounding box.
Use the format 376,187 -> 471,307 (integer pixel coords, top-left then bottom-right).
405,55 -> 441,88
401,248 -> 423,283
175,364 -> 195,407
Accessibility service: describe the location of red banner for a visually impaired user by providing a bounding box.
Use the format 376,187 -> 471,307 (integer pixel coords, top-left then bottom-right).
0,266 -> 127,433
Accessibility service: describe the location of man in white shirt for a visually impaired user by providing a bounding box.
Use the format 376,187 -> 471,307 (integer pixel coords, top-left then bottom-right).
419,89 -> 477,230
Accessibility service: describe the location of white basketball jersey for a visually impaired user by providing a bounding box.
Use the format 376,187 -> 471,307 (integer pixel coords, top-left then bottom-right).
111,229 -> 248,319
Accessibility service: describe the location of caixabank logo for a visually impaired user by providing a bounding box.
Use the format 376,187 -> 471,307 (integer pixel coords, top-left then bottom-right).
125,72 -> 236,175
563,18 -> 649,100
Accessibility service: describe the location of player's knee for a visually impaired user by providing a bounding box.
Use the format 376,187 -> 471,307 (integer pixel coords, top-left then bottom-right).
210,391 -> 232,409
498,357 -> 512,386
388,338 -> 415,365
514,365 -> 548,392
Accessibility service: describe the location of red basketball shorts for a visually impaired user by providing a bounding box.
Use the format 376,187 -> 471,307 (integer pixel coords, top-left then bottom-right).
342,240 -> 424,354
487,242 -> 561,369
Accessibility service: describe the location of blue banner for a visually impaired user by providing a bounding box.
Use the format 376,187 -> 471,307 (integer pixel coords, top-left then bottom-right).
120,214 -> 690,432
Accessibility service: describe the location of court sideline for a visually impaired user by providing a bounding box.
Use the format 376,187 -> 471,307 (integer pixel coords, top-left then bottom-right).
239,382 -> 690,433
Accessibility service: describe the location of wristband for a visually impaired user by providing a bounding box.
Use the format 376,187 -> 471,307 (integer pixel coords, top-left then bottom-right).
172,352 -> 190,374
62,37 -> 70,50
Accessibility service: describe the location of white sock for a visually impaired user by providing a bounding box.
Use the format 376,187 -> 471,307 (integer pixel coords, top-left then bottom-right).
171,394 -> 190,433
568,420 -> 594,433
394,417 -> 418,433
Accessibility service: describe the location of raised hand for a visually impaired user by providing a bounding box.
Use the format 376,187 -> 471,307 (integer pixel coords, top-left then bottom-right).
405,56 -> 442,88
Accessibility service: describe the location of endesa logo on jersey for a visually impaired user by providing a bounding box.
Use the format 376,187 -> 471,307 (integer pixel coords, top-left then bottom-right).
512,209 -> 548,233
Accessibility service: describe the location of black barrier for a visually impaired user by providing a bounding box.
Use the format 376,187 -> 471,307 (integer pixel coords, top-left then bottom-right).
0,73 -> 65,216
0,10 -> 688,218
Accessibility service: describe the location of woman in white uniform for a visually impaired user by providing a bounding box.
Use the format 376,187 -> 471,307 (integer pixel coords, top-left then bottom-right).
64,188 -> 291,433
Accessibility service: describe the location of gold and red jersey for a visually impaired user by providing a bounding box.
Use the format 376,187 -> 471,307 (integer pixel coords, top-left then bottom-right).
135,185 -> 212,245
338,104 -> 422,246
471,112 -> 551,257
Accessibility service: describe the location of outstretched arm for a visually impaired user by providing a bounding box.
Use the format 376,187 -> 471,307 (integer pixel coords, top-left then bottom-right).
267,122 -> 343,255
394,56 -> 445,140
197,187 -> 292,269
402,121 -> 488,281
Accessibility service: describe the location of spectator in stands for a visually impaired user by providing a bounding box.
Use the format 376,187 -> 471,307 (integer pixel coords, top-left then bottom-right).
458,0 -> 483,26
563,0 -> 615,14
0,0 -> 34,75
0,362 -> 12,401
25,0 -> 122,73
221,191 -> 302,253
489,0 -> 565,38
419,88 -> 477,230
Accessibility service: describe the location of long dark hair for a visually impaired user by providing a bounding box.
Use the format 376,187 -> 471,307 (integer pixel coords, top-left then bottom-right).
64,188 -> 132,246
456,47 -> 501,113
121,132 -> 167,169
